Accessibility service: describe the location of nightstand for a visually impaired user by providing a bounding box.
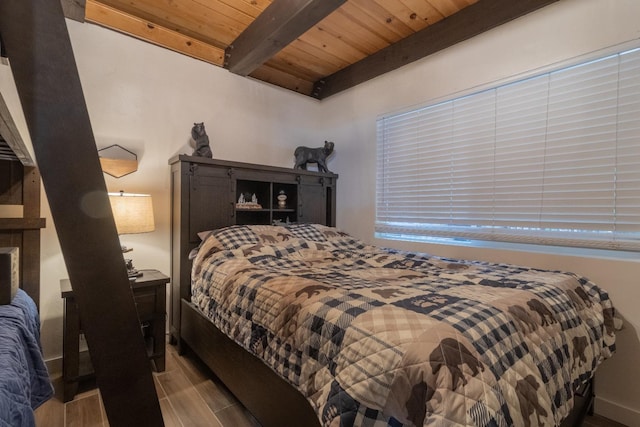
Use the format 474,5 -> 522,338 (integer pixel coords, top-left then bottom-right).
60,269 -> 169,402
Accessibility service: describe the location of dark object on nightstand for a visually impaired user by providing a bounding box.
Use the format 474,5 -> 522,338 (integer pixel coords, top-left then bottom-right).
60,269 -> 169,402
126,258 -> 143,278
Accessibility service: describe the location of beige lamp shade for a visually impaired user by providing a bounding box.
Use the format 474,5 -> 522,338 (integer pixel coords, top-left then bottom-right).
108,192 -> 155,235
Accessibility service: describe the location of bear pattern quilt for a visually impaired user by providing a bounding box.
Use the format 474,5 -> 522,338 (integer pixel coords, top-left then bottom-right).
191,224 -> 616,427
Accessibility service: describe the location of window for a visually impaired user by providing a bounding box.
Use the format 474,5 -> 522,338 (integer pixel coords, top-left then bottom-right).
376,47 -> 640,252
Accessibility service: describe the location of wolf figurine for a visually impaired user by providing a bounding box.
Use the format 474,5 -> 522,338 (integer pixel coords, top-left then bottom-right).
294,140 -> 334,173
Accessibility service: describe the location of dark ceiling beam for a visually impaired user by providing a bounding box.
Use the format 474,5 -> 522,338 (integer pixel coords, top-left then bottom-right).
0,0 -> 163,425
312,0 -> 559,99
225,0 -> 346,76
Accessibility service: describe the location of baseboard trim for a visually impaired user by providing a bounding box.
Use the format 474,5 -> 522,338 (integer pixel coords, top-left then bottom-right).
45,356 -> 62,379
595,396 -> 640,426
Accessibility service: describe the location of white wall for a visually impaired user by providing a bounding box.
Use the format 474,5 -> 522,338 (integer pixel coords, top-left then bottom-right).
1,0 -> 639,424
320,0 -> 640,424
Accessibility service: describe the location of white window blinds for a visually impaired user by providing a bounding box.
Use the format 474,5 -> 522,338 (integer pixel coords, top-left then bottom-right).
376,47 -> 640,251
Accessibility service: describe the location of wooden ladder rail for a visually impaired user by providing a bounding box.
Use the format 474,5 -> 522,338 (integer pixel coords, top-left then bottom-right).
0,0 -> 163,425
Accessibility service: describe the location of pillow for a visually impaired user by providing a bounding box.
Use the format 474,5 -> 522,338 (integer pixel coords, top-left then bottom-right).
198,224 -> 352,252
197,230 -> 214,241
285,223 -> 329,241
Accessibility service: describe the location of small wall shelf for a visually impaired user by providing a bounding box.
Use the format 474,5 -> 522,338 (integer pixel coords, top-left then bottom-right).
168,155 -> 338,343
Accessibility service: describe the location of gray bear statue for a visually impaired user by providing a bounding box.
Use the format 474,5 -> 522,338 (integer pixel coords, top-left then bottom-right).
294,141 -> 334,173
191,122 -> 212,158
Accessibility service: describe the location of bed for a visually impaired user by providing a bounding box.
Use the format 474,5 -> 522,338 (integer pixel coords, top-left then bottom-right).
180,223 -> 616,427
0,288 -> 54,427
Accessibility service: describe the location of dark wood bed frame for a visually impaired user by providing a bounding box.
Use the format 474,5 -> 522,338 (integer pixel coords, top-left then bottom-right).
171,157 -> 595,427
178,297 -> 594,427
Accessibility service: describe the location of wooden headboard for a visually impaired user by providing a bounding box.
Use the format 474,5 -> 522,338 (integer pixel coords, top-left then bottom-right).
0,91 -> 45,307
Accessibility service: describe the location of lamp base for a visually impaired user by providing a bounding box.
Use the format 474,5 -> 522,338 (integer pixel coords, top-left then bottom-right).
128,268 -> 143,278
125,259 -> 143,278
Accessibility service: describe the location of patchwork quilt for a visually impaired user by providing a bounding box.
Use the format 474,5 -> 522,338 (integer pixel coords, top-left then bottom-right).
0,289 -> 54,427
191,224 -> 616,427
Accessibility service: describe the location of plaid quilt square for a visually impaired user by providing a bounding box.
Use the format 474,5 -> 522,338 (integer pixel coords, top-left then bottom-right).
213,225 -> 260,249
303,293 -> 385,369
286,223 -> 330,241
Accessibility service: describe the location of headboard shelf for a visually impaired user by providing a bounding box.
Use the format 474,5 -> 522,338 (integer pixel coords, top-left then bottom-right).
169,155 -> 337,344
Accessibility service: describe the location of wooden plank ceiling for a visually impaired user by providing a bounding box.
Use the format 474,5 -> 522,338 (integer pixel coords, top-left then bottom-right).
78,0 -> 558,99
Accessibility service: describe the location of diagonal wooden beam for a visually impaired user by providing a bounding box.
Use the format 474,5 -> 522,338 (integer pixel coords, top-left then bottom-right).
312,0 -> 559,99
0,0 -> 163,425
225,0 -> 346,76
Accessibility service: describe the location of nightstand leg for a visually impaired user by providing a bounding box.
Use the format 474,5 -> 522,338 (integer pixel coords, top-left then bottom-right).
152,286 -> 166,372
62,297 -> 80,402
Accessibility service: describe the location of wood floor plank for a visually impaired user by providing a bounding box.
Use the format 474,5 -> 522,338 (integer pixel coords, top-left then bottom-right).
214,404 -> 261,427
65,394 -> 105,427
195,380 -> 237,413
36,340 -> 629,427
98,393 -> 109,427
169,347 -> 236,412
163,342 -> 182,373
168,344 -> 208,383
33,377 -> 64,427
155,368 -> 222,427
583,414 -> 629,427
153,375 -> 167,400
158,397 -> 182,427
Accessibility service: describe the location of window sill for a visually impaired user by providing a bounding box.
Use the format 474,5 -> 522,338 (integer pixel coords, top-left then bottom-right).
375,232 -> 640,262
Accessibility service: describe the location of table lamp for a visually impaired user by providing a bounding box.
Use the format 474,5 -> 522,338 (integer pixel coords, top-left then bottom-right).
108,191 -> 155,278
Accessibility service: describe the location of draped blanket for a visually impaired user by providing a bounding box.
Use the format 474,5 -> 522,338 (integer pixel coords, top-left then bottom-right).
192,224 -> 616,427
0,290 -> 53,427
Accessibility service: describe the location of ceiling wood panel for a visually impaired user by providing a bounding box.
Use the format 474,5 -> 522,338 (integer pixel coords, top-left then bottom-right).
313,0 -> 560,99
69,0 -> 558,98
95,0 -> 257,48
348,0 -> 417,40
200,0 -> 267,20
372,0 -> 432,32
397,0 -> 446,23
269,42 -> 349,80
317,10 -> 391,56
297,26 -> 367,65
338,2 -> 410,44
249,64 -> 315,94
428,0 -> 477,16
86,1 -> 225,66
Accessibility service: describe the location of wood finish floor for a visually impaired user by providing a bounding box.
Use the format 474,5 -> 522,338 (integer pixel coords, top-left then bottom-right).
34,342 -> 259,427
35,341 -> 627,427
